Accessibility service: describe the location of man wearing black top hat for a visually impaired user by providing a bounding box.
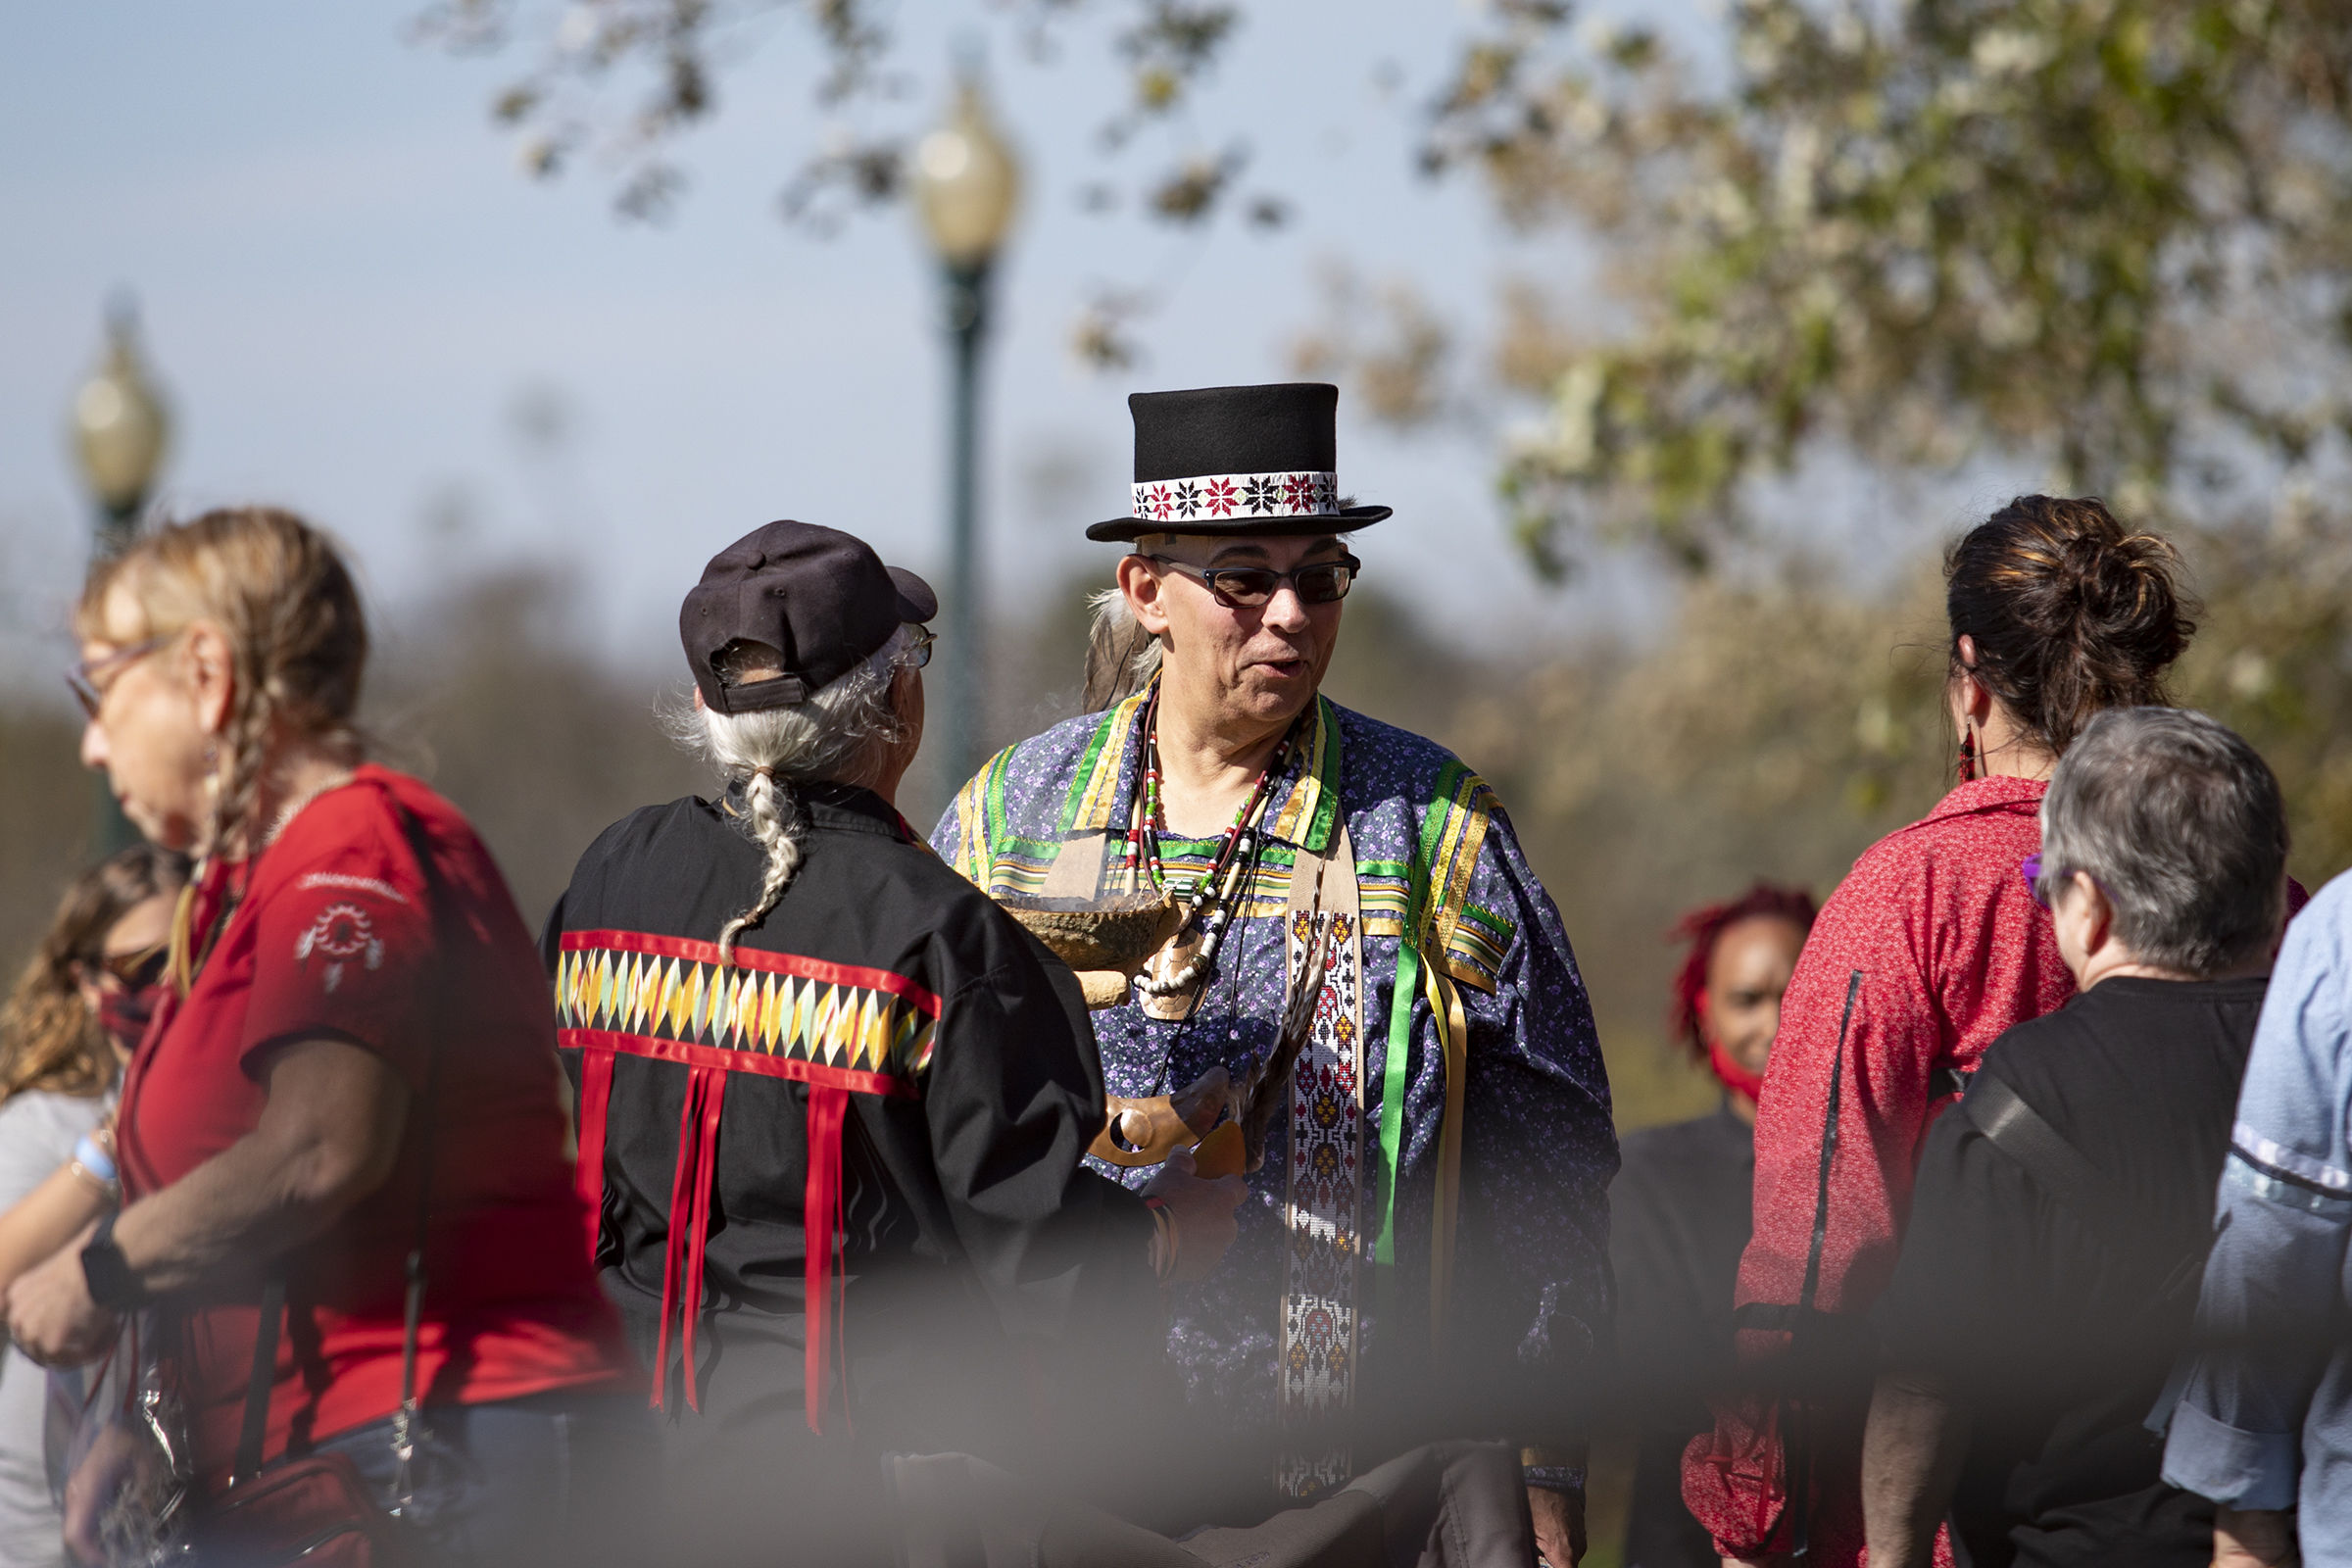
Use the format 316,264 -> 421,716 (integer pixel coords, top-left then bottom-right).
937,384 -> 1619,1561
543,520 -> 1244,1565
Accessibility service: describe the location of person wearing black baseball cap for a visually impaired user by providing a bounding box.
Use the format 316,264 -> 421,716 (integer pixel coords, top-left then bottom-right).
542,520 -> 1244,1564
935,385 -> 1618,1562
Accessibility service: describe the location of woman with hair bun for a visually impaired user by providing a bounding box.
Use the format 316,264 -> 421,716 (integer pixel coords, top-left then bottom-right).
1681,496 -> 2199,1568
5,508 -> 638,1567
1613,883 -> 1814,1568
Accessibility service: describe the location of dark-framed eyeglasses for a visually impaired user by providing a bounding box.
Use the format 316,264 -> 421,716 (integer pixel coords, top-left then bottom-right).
907,626 -> 935,669
67,636 -> 171,719
1146,553 -> 1361,609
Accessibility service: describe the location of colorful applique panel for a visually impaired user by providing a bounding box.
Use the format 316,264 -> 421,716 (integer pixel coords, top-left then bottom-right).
554,929 -> 939,1091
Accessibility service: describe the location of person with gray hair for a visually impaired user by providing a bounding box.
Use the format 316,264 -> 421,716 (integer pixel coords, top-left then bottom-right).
1861,707 -> 2289,1568
540,520 -> 1243,1566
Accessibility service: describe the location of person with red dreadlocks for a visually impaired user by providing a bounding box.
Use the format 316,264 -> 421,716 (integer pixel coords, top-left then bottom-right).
1610,883 -> 1815,1568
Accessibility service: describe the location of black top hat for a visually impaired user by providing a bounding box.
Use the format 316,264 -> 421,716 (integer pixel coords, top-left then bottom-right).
680,520 -> 937,714
1086,382 -> 1393,543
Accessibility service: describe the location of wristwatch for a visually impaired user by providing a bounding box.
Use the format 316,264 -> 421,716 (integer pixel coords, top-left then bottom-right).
80,1213 -> 148,1311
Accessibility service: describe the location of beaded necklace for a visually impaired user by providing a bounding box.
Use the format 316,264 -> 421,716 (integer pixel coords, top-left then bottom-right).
1127,695 -> 1295,1000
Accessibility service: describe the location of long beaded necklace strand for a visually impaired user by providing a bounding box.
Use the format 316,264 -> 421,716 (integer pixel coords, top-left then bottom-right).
1128,698 -> 1296,1000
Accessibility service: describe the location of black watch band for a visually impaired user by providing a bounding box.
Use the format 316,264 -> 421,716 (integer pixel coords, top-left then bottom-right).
80,1213 -> 148,1311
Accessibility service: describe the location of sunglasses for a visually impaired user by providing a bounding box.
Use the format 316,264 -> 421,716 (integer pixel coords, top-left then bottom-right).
1147,553 -> 1361,610
907,626 -> 935,670
94,942 -> 169,991
67,636 -> 171,719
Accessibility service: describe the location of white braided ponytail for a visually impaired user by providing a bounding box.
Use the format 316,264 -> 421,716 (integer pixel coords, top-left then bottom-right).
716,766 -> 803,963
668,627 -> 920,965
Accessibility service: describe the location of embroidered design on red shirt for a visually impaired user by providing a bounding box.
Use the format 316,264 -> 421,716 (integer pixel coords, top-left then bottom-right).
295,902 -> 384,993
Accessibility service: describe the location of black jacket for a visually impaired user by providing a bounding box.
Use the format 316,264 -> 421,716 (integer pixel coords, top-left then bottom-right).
545,783 -> 1155,1474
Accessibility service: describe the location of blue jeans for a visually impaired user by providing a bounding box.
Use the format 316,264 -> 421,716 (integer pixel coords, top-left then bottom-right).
314,1391 -> 656,1568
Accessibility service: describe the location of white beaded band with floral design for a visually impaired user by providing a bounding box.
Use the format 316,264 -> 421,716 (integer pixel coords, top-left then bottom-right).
1132,470 -> 1339,522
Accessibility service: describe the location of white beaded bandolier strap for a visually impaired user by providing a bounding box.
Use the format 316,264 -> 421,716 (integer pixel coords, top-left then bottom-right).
1132,471 -> 1340,523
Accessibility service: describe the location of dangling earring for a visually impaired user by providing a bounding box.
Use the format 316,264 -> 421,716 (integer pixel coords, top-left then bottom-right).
1956,728 -> 1978,784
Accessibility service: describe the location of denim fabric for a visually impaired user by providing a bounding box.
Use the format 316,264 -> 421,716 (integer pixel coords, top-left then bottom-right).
314,1391 -> 655,1568
2161,871 -> 2352,1564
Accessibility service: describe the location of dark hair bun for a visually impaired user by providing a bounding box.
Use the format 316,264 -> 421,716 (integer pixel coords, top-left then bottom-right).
1945,495 -> 2196,755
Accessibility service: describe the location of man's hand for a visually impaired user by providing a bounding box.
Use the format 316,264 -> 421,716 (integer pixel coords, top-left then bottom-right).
1528,1484 -> 1584,1566
6,1232 -> 117,1368
1140,1147 -> 1246,1284
2215,1505 -> 2297,1568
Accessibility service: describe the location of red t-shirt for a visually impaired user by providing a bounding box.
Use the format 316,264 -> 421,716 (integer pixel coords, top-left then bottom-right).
117,765 -> 633,1481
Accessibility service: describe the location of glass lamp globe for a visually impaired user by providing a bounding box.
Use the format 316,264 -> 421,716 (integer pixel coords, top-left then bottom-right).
911,76 -> 1022,269
72,302 -> 171,513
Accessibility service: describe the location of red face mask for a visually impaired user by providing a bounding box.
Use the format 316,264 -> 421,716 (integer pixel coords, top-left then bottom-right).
1706,1033 -> 1767,1102
95,984 -> 164,1056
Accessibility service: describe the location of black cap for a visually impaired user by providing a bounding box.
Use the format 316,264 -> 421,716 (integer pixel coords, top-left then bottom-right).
680,520 -> 937,714
1087,382 -> 1392,543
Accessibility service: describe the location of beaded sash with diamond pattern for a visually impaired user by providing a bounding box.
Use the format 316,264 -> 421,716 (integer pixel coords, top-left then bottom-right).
1275,839 -> 1365,1499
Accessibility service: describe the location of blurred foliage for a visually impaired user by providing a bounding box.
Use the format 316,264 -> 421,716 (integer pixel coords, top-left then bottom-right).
1423,0 -> 2352,575
1291,262 -> 1455,430
366,568 -> 711,920
2172,498 -> 2352,880
411,0 -> 1286,236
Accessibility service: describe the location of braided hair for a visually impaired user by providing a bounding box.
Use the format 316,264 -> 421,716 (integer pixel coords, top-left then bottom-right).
718,763 -> 807,964
1666,882 -> 1818,1064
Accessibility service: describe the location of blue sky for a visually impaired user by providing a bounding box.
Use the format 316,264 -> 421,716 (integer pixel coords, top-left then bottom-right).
0,1 -> 1692,686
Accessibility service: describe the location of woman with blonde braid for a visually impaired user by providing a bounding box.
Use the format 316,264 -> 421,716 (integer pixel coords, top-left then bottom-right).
5,507 -> 639,1567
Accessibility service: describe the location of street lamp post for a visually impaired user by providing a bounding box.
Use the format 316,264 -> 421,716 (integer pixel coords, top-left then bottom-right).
69,295 -> 171,855
911,69 -> 1020,787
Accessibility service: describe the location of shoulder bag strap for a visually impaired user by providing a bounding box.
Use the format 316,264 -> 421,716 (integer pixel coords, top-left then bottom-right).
230,1277 -> 287,1485
1962,1072 -> 2130,1234
1964,1072 -> 2217,1313
387,805 -> 453,1514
